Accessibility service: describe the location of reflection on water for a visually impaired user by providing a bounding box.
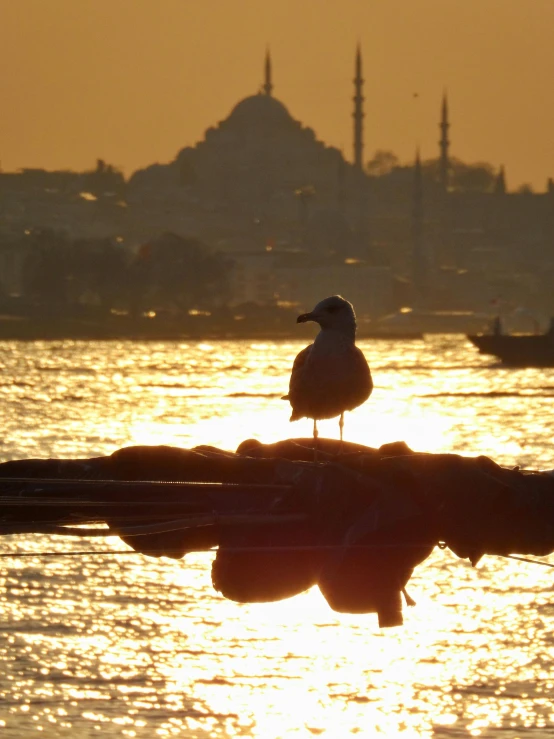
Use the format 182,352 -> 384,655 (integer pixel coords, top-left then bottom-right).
1,336 -> 554,738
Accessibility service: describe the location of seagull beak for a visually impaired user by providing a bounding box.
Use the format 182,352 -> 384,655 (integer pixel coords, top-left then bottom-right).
297,312 -> 314,324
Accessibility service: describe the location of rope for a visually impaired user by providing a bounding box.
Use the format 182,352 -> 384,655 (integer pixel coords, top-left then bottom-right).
0,498 -> 210,507
0,477 -> 292,490
0,543 -> 433,556
497,553 -> 554,569
1,548 -> 553,567
0,550 -> 143,558
0,512 -> 307,538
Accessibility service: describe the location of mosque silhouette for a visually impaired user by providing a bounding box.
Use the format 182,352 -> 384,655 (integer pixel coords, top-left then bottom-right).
1,48 -> 553,324
127,47 -> 554,319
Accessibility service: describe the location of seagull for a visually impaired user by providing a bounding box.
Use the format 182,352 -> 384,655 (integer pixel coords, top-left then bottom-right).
282,295 -> 373,448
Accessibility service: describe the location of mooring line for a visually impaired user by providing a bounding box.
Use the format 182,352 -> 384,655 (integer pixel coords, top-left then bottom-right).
497,553 -> 554,569
0,477 -> 292,490
1,548 -> 553,568
0,542 -> 435,558
0,550 -> 142,558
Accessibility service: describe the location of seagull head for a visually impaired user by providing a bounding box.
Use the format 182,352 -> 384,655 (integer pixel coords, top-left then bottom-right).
297,295 -> 357,335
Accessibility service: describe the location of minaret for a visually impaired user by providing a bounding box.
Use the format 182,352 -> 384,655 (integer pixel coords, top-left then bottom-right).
439,92 -> 450,192
263,48 -> 273,96
412,148 -> 426,299
494,166 -> 506,195
353,45 -> 364,170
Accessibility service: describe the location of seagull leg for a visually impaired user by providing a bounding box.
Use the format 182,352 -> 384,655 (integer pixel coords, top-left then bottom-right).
313,419 -> 319,462
338,412 -> 344,454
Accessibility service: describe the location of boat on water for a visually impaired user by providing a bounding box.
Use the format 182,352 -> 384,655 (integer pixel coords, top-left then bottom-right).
468,317 -> 554,366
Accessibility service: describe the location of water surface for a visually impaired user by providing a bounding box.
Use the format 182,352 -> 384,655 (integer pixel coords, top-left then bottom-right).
1,336 -> 553,738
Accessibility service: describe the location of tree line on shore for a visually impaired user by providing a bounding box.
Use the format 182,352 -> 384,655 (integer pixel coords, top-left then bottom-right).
2,230 -> 232,318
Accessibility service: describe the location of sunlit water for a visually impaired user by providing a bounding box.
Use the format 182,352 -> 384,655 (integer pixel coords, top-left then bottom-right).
1,335 -> 554,738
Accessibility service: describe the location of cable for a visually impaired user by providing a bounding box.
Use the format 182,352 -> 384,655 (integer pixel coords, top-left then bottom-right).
497,553 -> 554,569
0,550 -> 142,558
1,548 -> 554,567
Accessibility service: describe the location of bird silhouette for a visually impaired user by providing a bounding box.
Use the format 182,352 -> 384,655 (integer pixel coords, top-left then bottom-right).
282,295 -> 373,450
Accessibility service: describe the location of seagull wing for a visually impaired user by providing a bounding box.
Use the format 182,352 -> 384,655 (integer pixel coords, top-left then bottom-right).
282,344 -> 313,415
284,342 -> 372,422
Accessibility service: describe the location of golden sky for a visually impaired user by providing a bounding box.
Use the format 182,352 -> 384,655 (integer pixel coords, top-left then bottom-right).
1,0 -> 553,190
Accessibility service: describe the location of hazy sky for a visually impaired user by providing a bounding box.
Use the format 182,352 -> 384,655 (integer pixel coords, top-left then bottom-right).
1,0 -> 553,189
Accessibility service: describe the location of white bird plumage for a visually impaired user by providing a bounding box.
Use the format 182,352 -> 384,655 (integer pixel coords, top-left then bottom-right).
282,295 -> 373,444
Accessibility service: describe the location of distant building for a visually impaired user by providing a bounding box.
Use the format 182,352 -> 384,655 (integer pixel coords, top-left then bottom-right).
228,246 -> 394,319
127,49 -> 370,257
2,49 -> 554,319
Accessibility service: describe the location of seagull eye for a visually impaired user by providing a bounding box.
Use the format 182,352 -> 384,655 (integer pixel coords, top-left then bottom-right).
327,305 -> 341,314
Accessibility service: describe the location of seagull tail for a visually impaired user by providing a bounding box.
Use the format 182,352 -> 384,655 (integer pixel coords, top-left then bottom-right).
281,394 -> 289,401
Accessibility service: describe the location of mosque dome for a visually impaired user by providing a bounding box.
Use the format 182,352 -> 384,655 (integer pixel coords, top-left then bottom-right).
227,94 -> 296,127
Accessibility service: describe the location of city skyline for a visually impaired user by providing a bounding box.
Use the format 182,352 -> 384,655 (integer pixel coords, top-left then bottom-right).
1,0 -> 553,189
